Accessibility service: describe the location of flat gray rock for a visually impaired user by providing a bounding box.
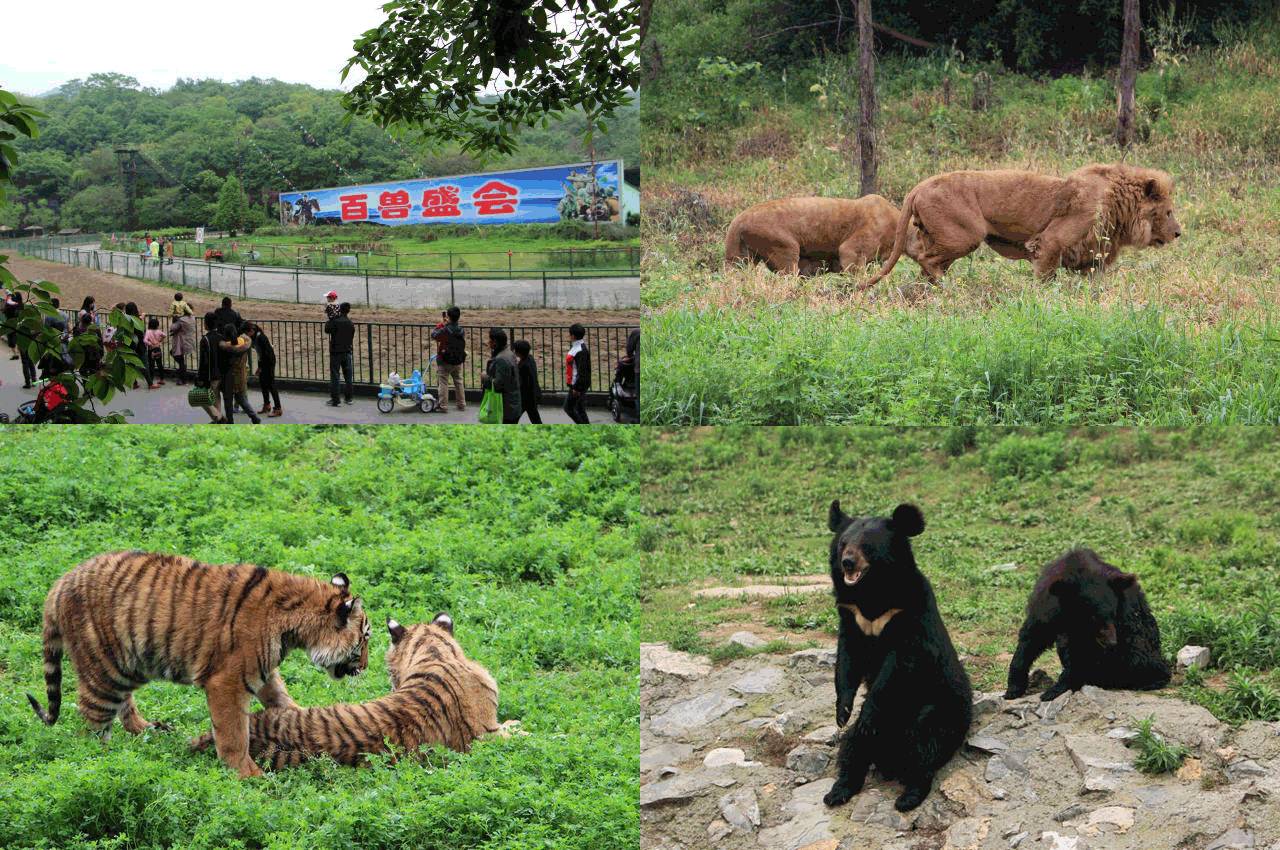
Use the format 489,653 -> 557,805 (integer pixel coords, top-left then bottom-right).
1206,829 -> 1256,850
717,787 -> 760,832
641,643 -> 712,681
650,691 -> 746,737
729,665 -> 784,695
784,743 -> 830,776
728,631 -> 766,650
641,741 -> 694,773
788,647 -> 836,668
1177,645 -> 1212,670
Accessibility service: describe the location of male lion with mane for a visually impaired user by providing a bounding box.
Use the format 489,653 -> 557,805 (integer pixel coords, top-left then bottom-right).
860,163 -> 1181,289
725,195 -> 924,276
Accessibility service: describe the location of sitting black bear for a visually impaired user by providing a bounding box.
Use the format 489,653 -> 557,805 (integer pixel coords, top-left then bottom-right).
1004,548 -> 1171,702
824,501 -> 973,812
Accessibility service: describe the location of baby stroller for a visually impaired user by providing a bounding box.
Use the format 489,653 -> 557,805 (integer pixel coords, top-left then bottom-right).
376,368 -> 438,414
609,329 -> 639,424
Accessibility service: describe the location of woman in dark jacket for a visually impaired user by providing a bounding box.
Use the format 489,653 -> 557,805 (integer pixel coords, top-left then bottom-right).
512,339 -> 542,424
195,312 -> 224,423
124,302 -> 146,389
245,322 -> 282,417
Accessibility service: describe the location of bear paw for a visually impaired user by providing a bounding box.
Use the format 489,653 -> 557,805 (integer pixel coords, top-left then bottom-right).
823,780 -> 862,807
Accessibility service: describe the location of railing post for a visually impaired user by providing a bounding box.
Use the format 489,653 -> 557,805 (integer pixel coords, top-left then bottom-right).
366,324 -> 375,384
182,260 -> 186,287
450,270 -> 455,305
294,267 -> 300,302
365,269 -> 370,307
543,273 -> 548,308
241,264 -> 246,298
208,262 -> 212,290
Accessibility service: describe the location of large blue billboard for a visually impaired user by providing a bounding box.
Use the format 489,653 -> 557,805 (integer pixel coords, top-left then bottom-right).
278,160 -> 622,227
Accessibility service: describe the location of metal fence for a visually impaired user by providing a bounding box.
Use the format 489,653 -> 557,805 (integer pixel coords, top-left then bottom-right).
101,237 -> 640,277
7,240 -> 638,311
66,309 -> 635,398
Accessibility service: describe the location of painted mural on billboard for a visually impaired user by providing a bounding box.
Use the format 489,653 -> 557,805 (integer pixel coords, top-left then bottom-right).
277,161 -> 622,226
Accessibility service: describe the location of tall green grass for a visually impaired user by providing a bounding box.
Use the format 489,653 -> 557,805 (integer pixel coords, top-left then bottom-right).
643,302 -> 1280,424
0,427 -> 638,850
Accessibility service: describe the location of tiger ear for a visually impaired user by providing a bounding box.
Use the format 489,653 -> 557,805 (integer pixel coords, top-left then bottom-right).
337,596 -> 361,627
433,612 -> 454,634
331,573 -> 351,590
387,618 -> 407,644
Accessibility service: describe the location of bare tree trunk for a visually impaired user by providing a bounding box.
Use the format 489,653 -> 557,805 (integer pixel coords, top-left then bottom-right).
857,0 -> 877,197
1116,0 -> 1139,148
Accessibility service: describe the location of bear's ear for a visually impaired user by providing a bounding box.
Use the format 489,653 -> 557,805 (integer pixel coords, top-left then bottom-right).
890,503 -> 925,537
1110,573 -> 1137,592
828,500 -> 848,532
1145,178 -> 1161,200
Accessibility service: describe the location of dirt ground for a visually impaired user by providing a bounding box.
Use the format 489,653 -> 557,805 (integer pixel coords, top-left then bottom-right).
6,256 -> 640,326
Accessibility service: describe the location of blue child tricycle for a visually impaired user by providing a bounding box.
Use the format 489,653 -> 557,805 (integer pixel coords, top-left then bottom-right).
376,369 -> 438,414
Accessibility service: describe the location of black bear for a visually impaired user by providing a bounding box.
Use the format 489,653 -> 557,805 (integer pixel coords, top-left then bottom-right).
824,501 -> 973,812
1004,548 -> 1171,702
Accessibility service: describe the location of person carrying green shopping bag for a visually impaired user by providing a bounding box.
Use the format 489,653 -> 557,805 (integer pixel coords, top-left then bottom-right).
480,328 -> 521,424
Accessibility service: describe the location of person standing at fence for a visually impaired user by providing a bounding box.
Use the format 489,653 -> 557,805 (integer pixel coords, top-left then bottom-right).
481,328 -> 521,425
325,302 -> 355,406
220,323 -> 260,424
6,292 -> 38,388
78,296 -> 97,328
431,306 -> 466,412
169,295 -> 195,385
213,296 -> 243,334
563,323 -> 591,424
124,302 -> 146,389
245,322 -> 282,418
512,339 -> 542,424
195,313 -> 224,423
144,317 -> 167,389
3,290 -> 20,363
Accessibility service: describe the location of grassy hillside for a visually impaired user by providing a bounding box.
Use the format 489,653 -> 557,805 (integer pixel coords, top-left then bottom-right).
640,427 -> 1280,723
642,9 -> 1280,424
0,427 -> 638,850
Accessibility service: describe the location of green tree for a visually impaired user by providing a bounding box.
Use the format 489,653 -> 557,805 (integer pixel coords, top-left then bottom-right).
342,0 -> 639,155
0,87 -> 141,422
61,184 -> 127,231
212,173 -> 251,235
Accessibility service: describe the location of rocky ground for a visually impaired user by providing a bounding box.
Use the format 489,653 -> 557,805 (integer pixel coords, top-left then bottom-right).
641,641 -> 1280,850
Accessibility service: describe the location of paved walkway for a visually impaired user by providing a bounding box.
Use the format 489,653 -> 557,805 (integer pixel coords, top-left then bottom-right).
0,354 -> 600,424
41,245 -> 639,310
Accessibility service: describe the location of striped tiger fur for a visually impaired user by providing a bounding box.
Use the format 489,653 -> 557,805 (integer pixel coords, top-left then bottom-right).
191,612 -> 500,770
27,550 -> 370,777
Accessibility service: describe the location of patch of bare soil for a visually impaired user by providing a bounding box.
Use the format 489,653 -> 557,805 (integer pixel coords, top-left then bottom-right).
7,256 -> 639,326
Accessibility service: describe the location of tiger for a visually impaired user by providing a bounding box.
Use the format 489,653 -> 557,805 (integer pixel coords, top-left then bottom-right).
190,612 -> 501,770
27,550 -> 370,778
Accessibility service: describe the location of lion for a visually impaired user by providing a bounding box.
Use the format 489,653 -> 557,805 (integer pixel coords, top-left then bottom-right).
860,164 -> 1182,290
725,195 -> 923,276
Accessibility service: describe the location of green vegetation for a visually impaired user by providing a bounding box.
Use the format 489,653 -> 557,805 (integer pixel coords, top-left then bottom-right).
0,427 -> 638,850
210,174 -> 255,237
639,427 -> 1280,723
2,73 -> 638,234
642,4 -> 1280,424
1132,716 -> 1190,774
100,222 -> 640,274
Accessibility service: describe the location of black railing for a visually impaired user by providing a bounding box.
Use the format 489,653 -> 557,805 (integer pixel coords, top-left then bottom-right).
62,310 -> 635,397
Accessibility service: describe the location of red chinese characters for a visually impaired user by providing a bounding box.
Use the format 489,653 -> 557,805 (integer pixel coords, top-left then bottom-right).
421,185 -> 461,218
471,180 -> 519,216
378,189 -> 412,220
339,193 -> 368,221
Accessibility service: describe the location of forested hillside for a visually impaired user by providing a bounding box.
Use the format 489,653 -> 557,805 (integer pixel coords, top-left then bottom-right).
3,73 -> 638,233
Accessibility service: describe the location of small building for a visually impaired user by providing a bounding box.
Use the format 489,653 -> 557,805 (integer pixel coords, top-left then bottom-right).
56,227 -> 83,236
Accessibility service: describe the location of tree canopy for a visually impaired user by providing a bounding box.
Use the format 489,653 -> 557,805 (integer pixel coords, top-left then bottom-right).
343,0 -> 639,155
6,73 -> 638,232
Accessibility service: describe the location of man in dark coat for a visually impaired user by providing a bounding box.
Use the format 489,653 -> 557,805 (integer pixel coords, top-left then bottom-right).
324,302 -> 356,406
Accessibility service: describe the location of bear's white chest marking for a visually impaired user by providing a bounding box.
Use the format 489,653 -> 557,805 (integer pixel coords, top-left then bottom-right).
839,603 -> 902,637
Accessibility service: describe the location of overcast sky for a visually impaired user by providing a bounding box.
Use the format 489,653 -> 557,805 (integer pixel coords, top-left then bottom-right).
1,1 -> 388,95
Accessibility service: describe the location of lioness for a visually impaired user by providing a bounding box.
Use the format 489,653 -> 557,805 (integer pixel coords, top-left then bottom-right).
725,195 -> 923,275
860,164 -> 1181,289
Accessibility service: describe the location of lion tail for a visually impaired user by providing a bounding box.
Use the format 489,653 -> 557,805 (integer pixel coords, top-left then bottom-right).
859,187 -> 918,291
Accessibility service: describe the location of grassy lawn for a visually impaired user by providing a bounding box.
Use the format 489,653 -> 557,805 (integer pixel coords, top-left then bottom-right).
639,427 -> 1280,722
107,227 -> 640,275
0,427 -> 638,850
642,14 -> 1280,423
